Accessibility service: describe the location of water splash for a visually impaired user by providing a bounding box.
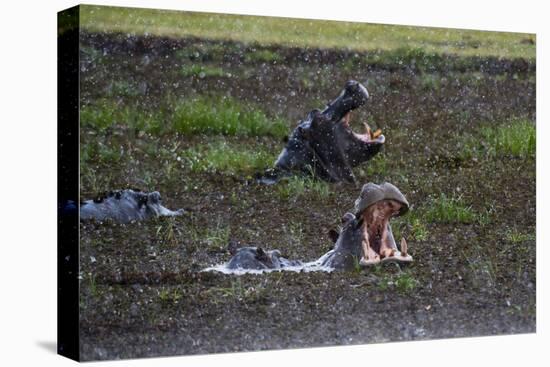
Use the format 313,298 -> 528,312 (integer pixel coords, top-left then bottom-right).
203,251 -> 336,275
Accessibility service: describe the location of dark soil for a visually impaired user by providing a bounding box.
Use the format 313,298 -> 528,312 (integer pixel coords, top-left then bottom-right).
78,32 -> 535,361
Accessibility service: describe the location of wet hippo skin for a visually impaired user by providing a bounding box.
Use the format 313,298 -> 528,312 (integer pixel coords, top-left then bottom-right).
265,80 -> 385,183
226,245 -> 303,270
79,189 -> 184,223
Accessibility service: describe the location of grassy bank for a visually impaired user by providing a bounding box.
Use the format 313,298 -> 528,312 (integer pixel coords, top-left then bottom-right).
81,96 -> 288,139
79,5 -> 535,59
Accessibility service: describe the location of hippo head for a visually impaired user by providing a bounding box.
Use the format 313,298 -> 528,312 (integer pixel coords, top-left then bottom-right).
274,80 -> 385,183
322,182 -> 412,269
226,246 -> 300,270
354,183 -> 411,265
80,189 -> 183,223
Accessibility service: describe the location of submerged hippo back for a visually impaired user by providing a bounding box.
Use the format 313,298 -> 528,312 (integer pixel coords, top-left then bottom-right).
80,190 -> 146,223
226,247 -> 302,270
80,189 -> 183,223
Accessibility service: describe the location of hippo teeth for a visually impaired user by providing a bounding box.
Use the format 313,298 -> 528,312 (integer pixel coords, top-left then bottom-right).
362,122 -> 382,140
401,238 -> 408,256
343,112 -> 351,127
372,129 -> 382,139
363,122 -> 372,137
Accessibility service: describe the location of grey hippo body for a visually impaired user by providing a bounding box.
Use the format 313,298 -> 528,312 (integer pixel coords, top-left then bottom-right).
266,80 -> 385,183
226,245 -> 302,271
80,189 -> 184,223
224,183 -> 412,272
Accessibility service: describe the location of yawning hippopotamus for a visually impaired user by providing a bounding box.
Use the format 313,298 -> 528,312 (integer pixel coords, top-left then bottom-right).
264,80 -> 385,184
321,182 -> 412,269
79,189 -> 184,223
217,182 -> 411,273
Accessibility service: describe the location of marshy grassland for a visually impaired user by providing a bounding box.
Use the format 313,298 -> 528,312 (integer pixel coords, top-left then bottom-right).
77,5 -> 535,361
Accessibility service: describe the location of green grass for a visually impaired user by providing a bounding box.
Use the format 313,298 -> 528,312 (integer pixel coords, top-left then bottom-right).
106,80 -> 143,97
187,220 -> 230,253
81,141 -> 123,164
81,96 -> 288,138
245,49 -> 282,63
182,142 -> 276,176
175,43 -> 228,61
392,210 -> 429,242
173,97 -> 288,138
155,216 -> 181,248
80,166 -> 114,195
419,73 -> 442,90
423,193 -> 477,224
277,176 -> 331,201
80,5 -> 535,59
506,228 -> 535,243
87,272 -> 98,297
158,287 -> 183,305
363,154 -> 388,177
394,272 -> 418,294
366,47 -> 446,72
181,64 -> 226,78
203,224 -> 230,252
80,100 -> 164,134
408,217 -> 429,241
458,120 -> 536,160
376,270 -> 418,294
480,120 -> 536,158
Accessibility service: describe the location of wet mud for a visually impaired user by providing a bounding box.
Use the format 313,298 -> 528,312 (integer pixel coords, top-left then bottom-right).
78,32 -> 535,360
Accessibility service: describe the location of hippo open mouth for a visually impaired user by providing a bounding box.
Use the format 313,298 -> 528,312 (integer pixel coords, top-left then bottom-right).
321,182 -> 412,269
341,111 -> 385,144
340,110 -> 386,166
358,199 -> 411,265
354,183 -> 412,265
271,80 -> 385,183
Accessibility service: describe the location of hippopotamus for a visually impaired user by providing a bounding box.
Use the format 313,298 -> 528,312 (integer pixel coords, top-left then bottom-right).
79,189 -> 184,223
226,244 -> 302,270
218,182 -> 412,272
263,80 -> 385,184
321,182 -> 412,269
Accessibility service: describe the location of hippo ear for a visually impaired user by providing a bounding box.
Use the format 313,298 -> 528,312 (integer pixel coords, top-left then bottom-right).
148,191 -> 162,204
297,125 -> 311,140
137,193 -> 148,207
309,109 -> 330,130
307,109 -> 321,121
328,229 -> 339,243
341,212 -> 356,224
255,247 -> 269,262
